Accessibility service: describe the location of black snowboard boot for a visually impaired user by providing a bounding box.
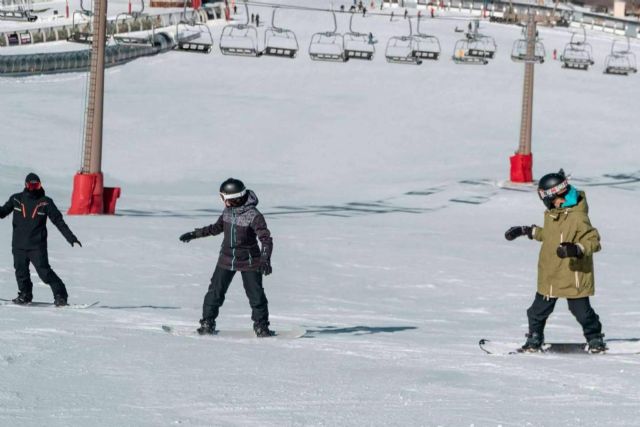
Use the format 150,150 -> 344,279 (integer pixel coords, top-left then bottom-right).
520,332 -> 544,352
587,334 -> 607,353
253,321 -> 274,338
12,292 -> 33,305
54,295 -> 68,307
197,318 -> 216,335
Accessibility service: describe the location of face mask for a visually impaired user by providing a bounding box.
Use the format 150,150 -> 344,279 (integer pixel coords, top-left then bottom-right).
561,186 -> 579,208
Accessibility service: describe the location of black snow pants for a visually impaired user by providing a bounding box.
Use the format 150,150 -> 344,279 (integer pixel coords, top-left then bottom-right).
202,266 -> 269,324
527,292 -> 602,340
13,247 -> 68,298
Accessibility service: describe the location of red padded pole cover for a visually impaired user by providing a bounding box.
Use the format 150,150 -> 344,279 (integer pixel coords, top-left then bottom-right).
102,187 -> 121,215
68,173 -> 104,215
509,153 -> 533,183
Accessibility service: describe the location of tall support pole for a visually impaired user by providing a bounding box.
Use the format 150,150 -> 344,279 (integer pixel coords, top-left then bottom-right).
69,0 -> 120,215
83,0 -> 106,175
510,12 -> 537,183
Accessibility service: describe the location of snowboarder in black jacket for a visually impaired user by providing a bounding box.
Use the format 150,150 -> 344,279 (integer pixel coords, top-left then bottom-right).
179,178 -> 274,337
0,173 -> 81,306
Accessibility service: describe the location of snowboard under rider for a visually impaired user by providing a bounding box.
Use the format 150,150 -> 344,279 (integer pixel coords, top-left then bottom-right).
505,170 -> 606,353
0,173 -> 82,306
179,178 -> 274,337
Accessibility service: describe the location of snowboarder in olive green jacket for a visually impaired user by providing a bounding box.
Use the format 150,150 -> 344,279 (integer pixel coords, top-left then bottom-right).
505,170 -> 606,353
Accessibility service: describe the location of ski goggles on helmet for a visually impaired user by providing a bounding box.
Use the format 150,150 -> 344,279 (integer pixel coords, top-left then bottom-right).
537,179 -> 569,200
25,181 -> 42,191
219,189 -> 246,201
538,179 -> 569,209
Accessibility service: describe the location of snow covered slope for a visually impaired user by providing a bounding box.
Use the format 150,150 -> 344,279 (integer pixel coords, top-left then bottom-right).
1,2 -> 640,425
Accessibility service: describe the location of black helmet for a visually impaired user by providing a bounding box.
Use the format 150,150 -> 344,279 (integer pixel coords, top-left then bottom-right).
219,178 -> 247,206
25,172 -> 42,192
538,169 -> 569,209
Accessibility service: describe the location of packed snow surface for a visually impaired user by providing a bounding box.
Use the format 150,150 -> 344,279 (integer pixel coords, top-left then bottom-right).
1,1 -> 640,425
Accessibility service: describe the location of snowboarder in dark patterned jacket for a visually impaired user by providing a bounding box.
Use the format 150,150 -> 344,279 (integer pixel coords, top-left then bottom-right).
504,170 -> 605,353
0,173 -> 81,306
179,178 -> 274,337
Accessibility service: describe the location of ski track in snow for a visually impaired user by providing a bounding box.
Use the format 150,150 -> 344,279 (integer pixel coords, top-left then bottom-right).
2,1 -> 640,425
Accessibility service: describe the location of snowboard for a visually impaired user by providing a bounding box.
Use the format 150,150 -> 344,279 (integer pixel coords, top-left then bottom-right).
161,324 -> 307,339
479,338 -> 640,355
0,298 -> 99,309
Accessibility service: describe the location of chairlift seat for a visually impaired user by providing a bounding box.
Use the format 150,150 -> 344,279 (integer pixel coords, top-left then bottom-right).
0,9 -> 37,22
345,49 -> 374,60
604,65 -> 637,75
220,23 -> 260,57
263,46 -> 296,58
452,51 -> 488,65
413,50 -> 439,60
386,54 -> 422,65
309,35 -> 345,61
68,32 -> 93,44
561,56 -> 592,70
177,40 -> 213,53
114,36 -> 153,46
467,48 -> 493,58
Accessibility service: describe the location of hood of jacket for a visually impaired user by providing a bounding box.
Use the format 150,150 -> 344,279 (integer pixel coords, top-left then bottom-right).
228,190 -> 258,214
23,188 -> 46,200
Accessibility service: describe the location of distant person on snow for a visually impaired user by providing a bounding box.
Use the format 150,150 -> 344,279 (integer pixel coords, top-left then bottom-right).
504,169 -> 606,353
0,173 -> 81,306
255,13 -> 260,27
250,13 -> 254,23
404,8 -> 408,19
179,178 -> 274,338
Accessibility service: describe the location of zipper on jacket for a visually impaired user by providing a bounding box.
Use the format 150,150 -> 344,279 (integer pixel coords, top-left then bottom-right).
575,271 -> 579,289
32,202 -> 46,219
231,209 -> 236,271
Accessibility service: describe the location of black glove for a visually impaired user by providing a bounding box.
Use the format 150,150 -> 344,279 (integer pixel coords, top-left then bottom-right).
70,237 -> 82,247
505,226 -> 534,241
179,232 -> 196,243
557,242 -> 583,259
259,256 -> 272,276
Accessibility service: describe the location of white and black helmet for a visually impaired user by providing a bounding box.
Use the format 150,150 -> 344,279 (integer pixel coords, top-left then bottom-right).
537,169 -> 569,209
219,178 -> 247,205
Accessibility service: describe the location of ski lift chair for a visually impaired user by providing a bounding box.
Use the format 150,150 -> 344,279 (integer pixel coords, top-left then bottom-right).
0,1 -> 37,22
467,34 -> 496,59
604,38 -> 637,76
113,1 -> 156,47
309,10 -> 346,62
452,38 -> 488,64
343,13 -> 375,60
385,18 -> 422,65
174,2 -> 214,54
219,1 -> 260,56
68,0 -> 93,44
413,16 -> 440,60
262,7 -> 298,58
511,40 -> 545,63
560,28 -> 594,70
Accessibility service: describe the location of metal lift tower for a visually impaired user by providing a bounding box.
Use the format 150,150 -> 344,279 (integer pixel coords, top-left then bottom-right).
509,13 -> 538,184
68,0 -> 120,215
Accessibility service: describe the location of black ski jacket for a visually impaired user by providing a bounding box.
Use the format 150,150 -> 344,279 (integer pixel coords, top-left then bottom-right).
193,190 -> 272,272
0,189 -> 77,250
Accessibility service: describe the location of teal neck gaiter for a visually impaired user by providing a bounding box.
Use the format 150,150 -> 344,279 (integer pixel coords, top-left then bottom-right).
561,186 -> 579,208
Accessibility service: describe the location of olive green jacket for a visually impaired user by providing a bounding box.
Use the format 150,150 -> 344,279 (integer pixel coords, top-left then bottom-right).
532,192 -> 601,299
